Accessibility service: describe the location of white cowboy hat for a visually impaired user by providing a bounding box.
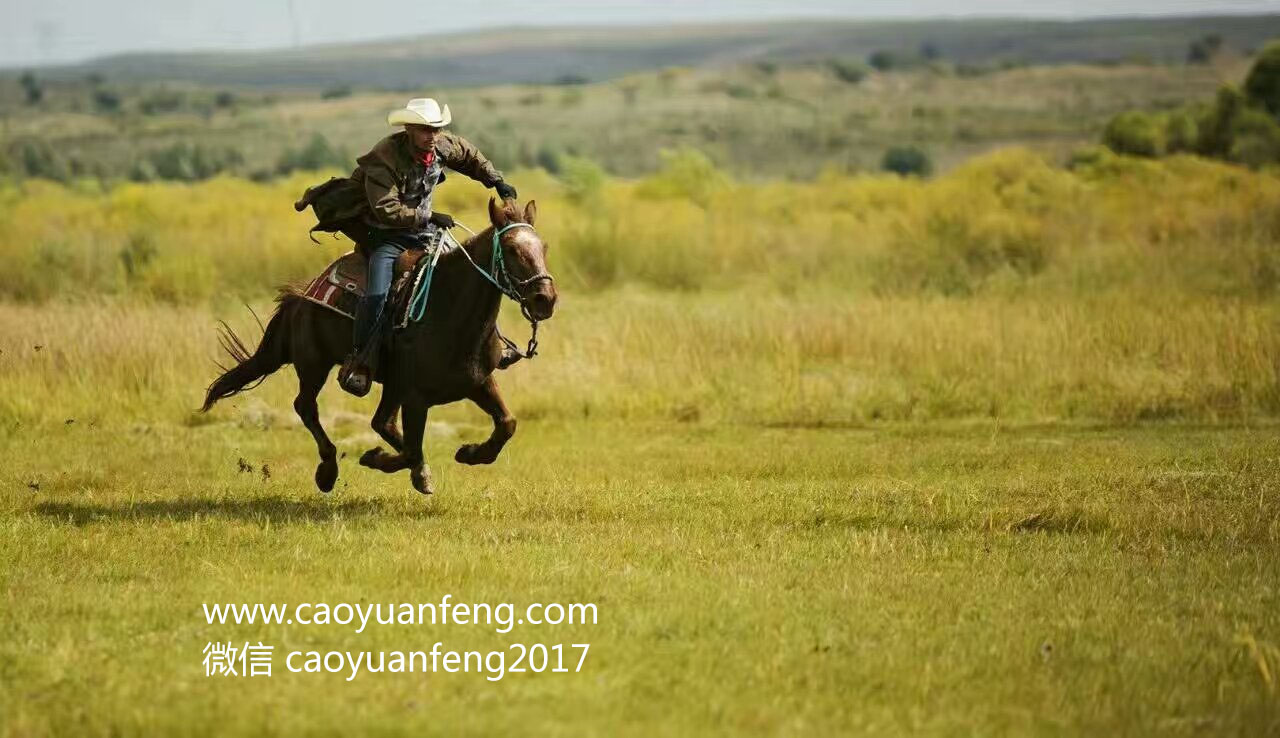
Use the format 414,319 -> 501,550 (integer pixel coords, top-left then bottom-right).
387,98 -> 452,128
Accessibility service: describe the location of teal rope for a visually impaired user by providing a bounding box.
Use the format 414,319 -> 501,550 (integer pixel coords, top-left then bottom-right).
406,245 -> 441,323
406,223 -> 532,324
485,223 -> 534,299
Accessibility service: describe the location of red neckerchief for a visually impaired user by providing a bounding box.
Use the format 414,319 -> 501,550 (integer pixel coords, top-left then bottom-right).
419,150 -> 435,167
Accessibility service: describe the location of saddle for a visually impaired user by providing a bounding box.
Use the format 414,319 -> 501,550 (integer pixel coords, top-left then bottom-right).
298,243 -> 444,326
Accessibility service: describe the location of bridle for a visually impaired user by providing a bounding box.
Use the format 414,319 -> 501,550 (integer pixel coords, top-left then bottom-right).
454,221 -> 553,361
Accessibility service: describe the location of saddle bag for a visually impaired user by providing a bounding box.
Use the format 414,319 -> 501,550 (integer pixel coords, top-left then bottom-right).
294,177 -> 371,246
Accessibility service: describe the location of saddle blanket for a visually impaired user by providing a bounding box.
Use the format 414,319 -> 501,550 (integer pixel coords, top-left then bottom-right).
297,230 -> 461,322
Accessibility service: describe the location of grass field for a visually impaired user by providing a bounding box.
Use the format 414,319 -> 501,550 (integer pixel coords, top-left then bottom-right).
2,414 -> 1278,734
2,92 -> 1280,731
0,286 -> 1278,734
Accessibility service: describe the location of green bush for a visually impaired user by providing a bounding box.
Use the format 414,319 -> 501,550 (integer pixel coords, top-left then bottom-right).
1164,111 -> 1199,153
881,146 -> 933,177
534,145 -> 563,174
558,155 -> 606,205
1227,108 -> 1280,168
1196,86 -> 1246,158
275,134 -> 345,175
1244,41 -> 1280,119
92,90 -> 122,113
8,139 -> 70,181
139,89 -> 187,115
135,142 -> 244,182
637,148 -> 730,207
828,58 -> 869,84
19,72 -> 43,105
868,50 -> 900,72
1102,111 -> 1165,157
1187,34 -> 1223,65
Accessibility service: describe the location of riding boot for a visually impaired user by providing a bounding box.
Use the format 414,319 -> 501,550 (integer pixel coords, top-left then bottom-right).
339,294 -> 385,397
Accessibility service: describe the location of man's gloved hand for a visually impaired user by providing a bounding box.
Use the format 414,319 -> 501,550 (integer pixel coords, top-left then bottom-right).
494,181 -> 518,201
428,211 -> 455,229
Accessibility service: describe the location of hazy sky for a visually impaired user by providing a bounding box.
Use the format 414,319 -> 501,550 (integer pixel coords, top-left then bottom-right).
4,0 -> 1279,67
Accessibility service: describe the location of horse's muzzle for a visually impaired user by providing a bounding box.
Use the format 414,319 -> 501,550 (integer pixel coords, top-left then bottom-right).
525,281 -> 558,321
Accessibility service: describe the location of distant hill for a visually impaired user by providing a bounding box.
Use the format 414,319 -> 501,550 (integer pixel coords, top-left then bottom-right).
23,15 -> 1280,89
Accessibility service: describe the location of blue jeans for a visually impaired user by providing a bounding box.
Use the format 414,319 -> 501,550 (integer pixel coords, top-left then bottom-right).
352,237 -> 411,353
366,241 -> 404,298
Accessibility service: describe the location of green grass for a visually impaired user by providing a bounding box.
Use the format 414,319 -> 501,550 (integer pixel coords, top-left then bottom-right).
2,416 -> 1278,735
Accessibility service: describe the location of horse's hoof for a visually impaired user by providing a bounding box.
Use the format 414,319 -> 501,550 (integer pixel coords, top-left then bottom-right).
411,467 -> 433,495
359,447 -> 385,469
315,460 -> 338,493
455,443 -> 497,465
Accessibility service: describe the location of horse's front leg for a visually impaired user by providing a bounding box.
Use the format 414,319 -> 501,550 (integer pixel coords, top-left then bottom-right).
359,386 -> 404,470
455,376 -> 516,466
359,392 -> 431,495
401,396 -> 432,494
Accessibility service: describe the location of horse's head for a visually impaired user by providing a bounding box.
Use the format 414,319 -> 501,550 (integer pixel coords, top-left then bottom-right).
488,197 -> 557,321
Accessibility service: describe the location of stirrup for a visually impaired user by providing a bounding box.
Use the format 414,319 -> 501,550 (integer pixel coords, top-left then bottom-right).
338,355 -> 372,397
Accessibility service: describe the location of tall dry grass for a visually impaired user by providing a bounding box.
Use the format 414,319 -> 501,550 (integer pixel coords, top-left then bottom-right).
1,148 -> 1277,426
0,291 -> 1275,427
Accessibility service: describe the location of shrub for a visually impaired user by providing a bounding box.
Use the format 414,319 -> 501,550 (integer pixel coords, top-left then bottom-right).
828,58 -> 869,84
139,89 -> 187,115
1244,41 -> 1280,119
92,89 -> 122,113
320,86 -> 352,100
1227,108 -> 1280,168
9,139 -> 70,181
1164,111 -> 1199,153
637,148 -> 730,207
558,155 -> 606,205
1187,34 -> 1223,65
140,142 -> 244,181
881,146 -> 933,177
1196,86 -> 1247,158
276,134 -> 345,175
19,72 -> 43,105
1102,111 -> 1165,157
868,50 -> 900,72
535,145 -> 563,174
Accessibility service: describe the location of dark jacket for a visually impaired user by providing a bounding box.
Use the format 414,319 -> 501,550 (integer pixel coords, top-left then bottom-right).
296,131 -> 503,240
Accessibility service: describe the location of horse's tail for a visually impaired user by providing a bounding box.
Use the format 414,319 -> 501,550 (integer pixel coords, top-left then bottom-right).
201,298 -> 293,412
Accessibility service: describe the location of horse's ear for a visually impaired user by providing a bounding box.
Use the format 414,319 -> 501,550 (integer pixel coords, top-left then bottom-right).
523,200 -> 537,226
488,197 -> 507,227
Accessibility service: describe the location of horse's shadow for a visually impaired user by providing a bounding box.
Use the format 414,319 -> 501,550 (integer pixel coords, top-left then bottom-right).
33,495 -> 440,526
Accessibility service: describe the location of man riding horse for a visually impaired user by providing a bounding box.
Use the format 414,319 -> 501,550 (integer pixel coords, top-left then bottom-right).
208,95 -> 557,495
296,97 -> 520,396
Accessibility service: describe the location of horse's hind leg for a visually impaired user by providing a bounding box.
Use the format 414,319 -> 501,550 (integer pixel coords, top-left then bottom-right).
455,376 -> 516,466
294,363 -> 339,492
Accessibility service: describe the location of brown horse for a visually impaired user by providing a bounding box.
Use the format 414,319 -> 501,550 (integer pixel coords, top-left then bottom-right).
201,198 -> 557,495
